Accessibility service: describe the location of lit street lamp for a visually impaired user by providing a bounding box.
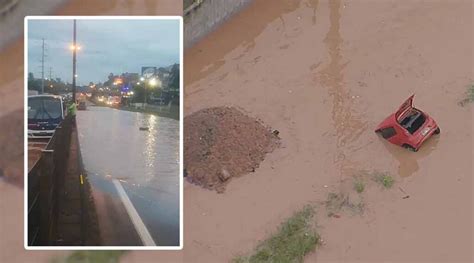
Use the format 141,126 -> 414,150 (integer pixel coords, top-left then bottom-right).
71,19 -> 79,103
144,78 -> 158,107
70,45 -> 81,51
149,78 -> 157,87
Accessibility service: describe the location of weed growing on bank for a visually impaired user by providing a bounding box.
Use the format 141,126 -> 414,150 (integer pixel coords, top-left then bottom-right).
233,206 -> 320,263
372,172 -> 395,189
458,84 -> 474,106
353,178 -> 365,193
52,251 -> 125,263
325,192 -> 365,216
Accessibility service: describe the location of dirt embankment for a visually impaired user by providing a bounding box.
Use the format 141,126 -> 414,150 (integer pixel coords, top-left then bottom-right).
184,106 -> 280,192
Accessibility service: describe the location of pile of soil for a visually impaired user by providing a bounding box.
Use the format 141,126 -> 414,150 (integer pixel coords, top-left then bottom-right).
184,106 -> 280,193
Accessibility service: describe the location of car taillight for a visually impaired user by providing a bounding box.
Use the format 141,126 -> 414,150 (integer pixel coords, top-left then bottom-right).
421,127 -> 431,136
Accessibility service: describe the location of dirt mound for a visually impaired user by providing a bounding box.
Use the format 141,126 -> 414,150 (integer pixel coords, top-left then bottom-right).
184,106 -> 280,193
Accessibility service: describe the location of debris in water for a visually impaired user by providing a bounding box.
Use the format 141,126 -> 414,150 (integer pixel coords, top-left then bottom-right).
139,127 -> 149,131
218,168 -> 231,182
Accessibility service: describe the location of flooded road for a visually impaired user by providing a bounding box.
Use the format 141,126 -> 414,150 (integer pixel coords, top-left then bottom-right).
77,106 -> 180,246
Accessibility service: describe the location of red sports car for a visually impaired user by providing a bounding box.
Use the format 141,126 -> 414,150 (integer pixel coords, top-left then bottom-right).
375,94 -> 440,152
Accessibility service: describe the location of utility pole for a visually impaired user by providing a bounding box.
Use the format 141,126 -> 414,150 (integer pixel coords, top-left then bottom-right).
41,38 -> 45,94
72,19 -> 77,103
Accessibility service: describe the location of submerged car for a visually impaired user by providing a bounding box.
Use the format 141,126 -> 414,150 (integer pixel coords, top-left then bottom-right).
28,95 -> 64,139
375,94 -> 440,152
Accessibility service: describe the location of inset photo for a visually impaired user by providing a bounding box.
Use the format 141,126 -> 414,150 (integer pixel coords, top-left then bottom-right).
25,16 -> 182,249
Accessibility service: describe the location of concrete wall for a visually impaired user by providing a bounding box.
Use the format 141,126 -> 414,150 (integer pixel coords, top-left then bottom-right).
184,0 -> 253,49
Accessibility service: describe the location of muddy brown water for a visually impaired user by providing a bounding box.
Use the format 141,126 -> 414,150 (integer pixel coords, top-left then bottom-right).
0,0 -> 181,262
126,0 -> 472,262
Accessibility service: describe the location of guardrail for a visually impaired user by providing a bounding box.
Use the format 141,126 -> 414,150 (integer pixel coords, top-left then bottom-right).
28,116 -> 73,246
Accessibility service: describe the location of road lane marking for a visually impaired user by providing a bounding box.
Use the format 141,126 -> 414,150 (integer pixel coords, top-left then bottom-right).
112,179 -> 156,246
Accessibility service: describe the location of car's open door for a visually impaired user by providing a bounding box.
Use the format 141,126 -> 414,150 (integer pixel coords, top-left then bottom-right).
395,94 -> 414,121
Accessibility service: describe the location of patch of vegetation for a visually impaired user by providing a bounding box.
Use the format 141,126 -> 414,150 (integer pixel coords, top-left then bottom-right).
52,251 -> 126,263
459,84 -> 474,106
353,178 -> 365,193
372,172 -> 395,189
325,192 -> 364,216
233,206 -> 320,263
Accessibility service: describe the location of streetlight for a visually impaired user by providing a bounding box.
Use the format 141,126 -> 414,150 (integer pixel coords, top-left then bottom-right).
140,77 -> 145,81
149,78 -> 157,87
71,19 -> 78,103
144,78 -> 158,107
70,45 -> 81,51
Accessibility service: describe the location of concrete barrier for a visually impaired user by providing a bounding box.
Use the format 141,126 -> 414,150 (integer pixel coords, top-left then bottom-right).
28,117 -> 73,246
184,0 -> 253,48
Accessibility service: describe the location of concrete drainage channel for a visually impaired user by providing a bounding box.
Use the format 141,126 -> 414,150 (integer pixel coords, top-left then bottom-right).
183,0 -> 253,48
0,0 -> 65,50
0,0 -> 19,16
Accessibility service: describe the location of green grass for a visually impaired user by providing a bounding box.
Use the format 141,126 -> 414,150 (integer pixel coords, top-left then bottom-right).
459,84 -> 474,106
372,172 -> 395,189
325,192 -> 364,216
52,251 -> 125,263
468,84 -> 474,102
233,206 -> 320,263
353,178 -> 365,193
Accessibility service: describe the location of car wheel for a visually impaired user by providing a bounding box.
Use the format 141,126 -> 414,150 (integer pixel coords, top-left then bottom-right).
434,127 -> 440,134
403,144 -> 418,152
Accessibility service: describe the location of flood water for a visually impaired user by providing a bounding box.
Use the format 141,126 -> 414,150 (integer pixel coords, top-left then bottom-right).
76,106 -> 180,246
